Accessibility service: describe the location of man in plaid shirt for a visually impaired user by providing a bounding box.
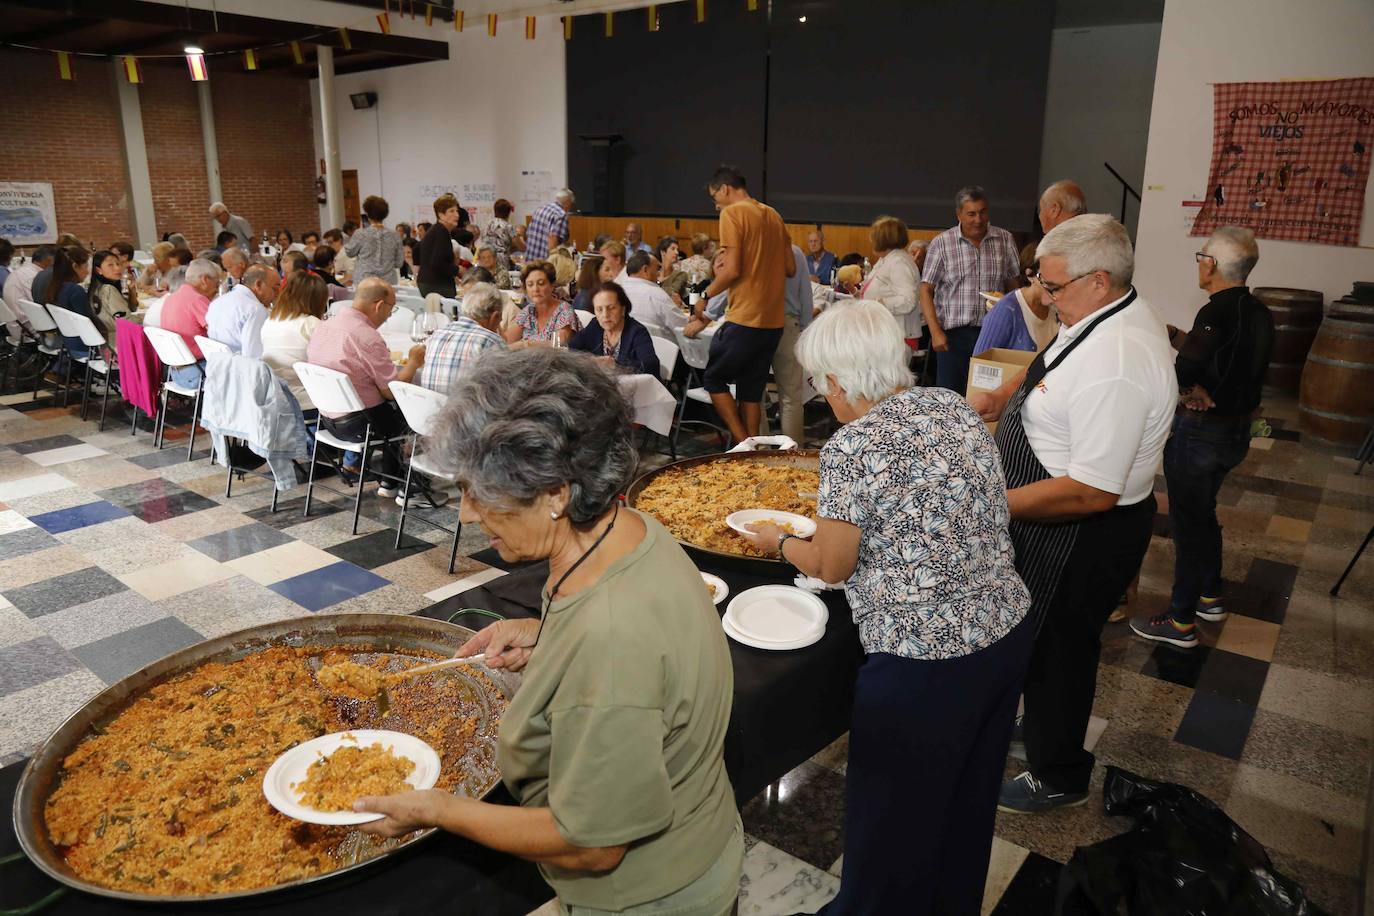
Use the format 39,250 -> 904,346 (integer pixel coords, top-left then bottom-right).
919,185 -> 1021,392
419,283 -> 508,394
524,189 -> 575,261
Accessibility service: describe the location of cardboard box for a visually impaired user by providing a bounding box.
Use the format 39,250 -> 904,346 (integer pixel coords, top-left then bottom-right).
966,347 -> 1036,433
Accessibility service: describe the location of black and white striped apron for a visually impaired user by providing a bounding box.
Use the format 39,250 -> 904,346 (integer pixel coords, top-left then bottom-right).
993,289 -> 1138,627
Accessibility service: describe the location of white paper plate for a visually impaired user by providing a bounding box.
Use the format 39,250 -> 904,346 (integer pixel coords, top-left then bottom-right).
725,509 -> 817,540
980,290 -> 1004,303
724,585 -> 828,646
722,611 -> 824,651
263,729 -> 441,826
701,572 -> 729,605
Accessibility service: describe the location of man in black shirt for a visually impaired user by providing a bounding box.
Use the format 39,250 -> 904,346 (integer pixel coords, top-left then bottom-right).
1131,227 -> 1273,649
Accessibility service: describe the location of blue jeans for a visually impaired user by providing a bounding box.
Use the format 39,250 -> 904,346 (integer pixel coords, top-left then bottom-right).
169,359 -> 205,389
1164,413 -> 1252,622
934,324 -> 984,394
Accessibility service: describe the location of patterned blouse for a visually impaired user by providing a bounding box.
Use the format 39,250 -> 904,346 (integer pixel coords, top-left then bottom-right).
515,301 -> 580,342
817,387 -> 1029,660
483,218 -> 519,270
344,225 -> 404,285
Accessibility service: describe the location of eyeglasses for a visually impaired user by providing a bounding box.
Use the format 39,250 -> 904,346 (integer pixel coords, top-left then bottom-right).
1034,271 -> 1092,301
1194,252 -> 1216,264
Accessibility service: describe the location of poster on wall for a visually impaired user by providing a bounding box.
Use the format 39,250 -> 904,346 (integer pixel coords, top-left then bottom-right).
414,181 -> 496,231
0,181 -> 58,245
519,170 -> 554,211
1190,78 -> 1374,246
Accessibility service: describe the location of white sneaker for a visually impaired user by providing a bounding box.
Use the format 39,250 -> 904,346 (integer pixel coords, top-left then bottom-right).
376,485 -> 400,499
397,489 -> 450,508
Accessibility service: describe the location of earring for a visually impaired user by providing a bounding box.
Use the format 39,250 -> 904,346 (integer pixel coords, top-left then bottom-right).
550,511 -> 560,520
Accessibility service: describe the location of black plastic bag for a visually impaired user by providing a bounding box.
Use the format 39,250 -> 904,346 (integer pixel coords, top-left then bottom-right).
1055,766 -> 1327,915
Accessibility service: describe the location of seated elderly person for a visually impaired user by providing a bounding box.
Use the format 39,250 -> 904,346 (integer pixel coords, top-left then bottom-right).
305,278 -> 425,498
280,249 -> 309,284
504,261 -> 580,347
679,233 -> 716,284
206,264 -> 280,359
656,235 -> 691,301
311,245 -> 343,288
419,282 -> 507,395
599,240 -> 627,283
569,281 -> 660,377
221,247 -> 249,291
357,347 -> 742,916
621,252 -> 687,332
158,258 -> 223,387
739,300 -> 1033,916
137,242 -> 177,293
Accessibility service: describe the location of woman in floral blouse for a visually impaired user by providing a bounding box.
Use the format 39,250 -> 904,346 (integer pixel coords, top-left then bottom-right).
482,198 -> 525,271
741,299 -> 1033,916
504,261 -> 580,347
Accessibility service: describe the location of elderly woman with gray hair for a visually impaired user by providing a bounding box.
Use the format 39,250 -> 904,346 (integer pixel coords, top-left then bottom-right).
357,348 -> 742,916
739,300 -> 1033,915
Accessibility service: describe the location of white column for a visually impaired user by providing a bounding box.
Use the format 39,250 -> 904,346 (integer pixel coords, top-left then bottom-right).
318,45 -> 346,230
196,80 -> 223,239
111,63 -> 157,248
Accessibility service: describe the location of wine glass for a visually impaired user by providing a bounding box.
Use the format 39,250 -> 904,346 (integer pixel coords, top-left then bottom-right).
410,312 -> 427,344
422,310 -> 444,337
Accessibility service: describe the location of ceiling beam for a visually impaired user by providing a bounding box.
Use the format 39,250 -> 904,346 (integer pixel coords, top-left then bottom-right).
0,16 -> 103,46
92,28 -> 197,56
3,0 -> 449,61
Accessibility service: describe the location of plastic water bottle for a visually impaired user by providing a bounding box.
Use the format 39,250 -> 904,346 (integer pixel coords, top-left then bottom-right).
862,256 -> 871,275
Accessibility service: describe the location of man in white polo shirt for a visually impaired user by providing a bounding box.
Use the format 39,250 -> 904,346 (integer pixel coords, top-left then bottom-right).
968,214 -> 1174,813
621,252 -> 686,332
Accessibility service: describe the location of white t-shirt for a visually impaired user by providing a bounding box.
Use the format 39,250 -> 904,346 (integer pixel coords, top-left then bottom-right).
260,314 -> 322,406
1015,288 -> 1060,351
1020,290 -> 1174,506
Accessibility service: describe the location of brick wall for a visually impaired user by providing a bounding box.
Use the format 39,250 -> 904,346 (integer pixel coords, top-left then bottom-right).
0,49 -> 318,253
0,50 -> 132,248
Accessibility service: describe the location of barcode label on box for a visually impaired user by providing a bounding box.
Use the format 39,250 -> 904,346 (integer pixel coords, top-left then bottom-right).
970,364 -> 1003,390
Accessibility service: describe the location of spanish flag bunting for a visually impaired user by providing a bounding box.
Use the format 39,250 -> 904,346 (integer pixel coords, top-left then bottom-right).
525,17 -> 536,39
185,50 -> 208,82
56,51 -> 74,81
122,56 -> 142,84
695,0 -> 707,23
487,13 -> 497,36
454,9 -> 464,32
648,5 -> 659,31
425,4 -> 433,27
604,12 -> 614,37
377,12 -> 391,34
339,27 -> 353,50
562,16 -> 572,39
243,48 -> 259,70
290,40 -> 305,65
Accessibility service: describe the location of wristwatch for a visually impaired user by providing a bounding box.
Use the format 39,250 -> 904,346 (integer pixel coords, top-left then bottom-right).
777,532 -> 798,557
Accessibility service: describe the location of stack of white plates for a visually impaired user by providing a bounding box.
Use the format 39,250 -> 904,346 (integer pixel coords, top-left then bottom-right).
722,585 -> 828,650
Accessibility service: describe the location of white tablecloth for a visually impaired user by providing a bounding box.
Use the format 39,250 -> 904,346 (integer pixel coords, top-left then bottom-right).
675,320 -> 720,369
618,373 -> 676,437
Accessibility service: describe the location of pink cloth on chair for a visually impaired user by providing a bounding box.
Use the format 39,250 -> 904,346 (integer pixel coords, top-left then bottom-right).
115,319 -> 162,416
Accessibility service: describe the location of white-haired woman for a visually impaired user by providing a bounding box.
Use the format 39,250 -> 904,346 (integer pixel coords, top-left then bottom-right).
356,348 -> 742,916
740,300 -> 1033,915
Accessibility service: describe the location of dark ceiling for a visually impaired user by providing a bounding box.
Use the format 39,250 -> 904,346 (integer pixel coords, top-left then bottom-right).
0,0 -> 449,75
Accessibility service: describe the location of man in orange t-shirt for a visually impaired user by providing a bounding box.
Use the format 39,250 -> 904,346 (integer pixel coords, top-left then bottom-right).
698,165 -> 795,443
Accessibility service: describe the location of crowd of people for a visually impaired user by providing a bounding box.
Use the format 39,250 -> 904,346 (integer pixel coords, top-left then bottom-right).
0,167 -> 1279,915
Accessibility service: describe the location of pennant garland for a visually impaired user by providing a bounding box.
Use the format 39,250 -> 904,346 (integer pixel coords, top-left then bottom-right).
604,12 -> 614,37
525,17 -> 536,40
696,0 -> 708,23
455,9 -> 464,32
487,13 -> 497,36
339,28 -> 352,50
243,48 -> 258,70
425,4 -> 433,27
122,55 -> 142,84
56,51 -> 74,81
648,5 -> 659,32
290,40 -> 305,65
563,16 -> 572,40
185,50 -> 208,82
377,13 -> 391,34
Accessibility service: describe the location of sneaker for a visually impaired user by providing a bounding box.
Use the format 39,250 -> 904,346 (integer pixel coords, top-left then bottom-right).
997,771 -> 1088,814
396,489 -> 450,509
1195,596 -> 1227,622
1129,613 -> 1199,648
376,485 -> 400,499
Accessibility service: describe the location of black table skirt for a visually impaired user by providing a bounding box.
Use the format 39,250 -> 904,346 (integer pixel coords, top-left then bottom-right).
1,549 -> 861,913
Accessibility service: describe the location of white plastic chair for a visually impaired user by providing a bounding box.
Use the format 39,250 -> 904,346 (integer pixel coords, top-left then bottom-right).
47,306 -> 115,428
326,300 -> 352,318
143,326 -> 207,458
293,361 -> 409,534
651,335 -> 679,384
390,381 -> 463,573
574,308 -> 595,329
17,300 -> 63,401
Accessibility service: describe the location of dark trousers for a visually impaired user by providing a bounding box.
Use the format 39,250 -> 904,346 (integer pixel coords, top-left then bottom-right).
1023,495 -> 1155,794
320,401 -> 407,480
821,616 -> 1035,916
1164,414 -> 1251,622
417,280 -> 456,299
933,325 -> 983,394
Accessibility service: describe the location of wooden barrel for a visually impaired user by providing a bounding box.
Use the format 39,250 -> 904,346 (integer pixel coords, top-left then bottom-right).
1298,313 -> 1374,447
1254,287 -> 1323,396
1330,297 -> 1374,322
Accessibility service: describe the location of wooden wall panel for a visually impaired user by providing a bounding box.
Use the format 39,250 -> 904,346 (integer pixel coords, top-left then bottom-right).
565,216 -> 942,262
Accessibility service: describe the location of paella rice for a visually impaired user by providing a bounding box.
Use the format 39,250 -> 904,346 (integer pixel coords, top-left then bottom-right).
42,644 -> 503,896
635,460 -> 818,557
292,742 -> 415,811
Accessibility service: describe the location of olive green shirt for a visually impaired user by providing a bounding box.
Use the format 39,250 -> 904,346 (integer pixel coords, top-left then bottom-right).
496,511 -> 737,910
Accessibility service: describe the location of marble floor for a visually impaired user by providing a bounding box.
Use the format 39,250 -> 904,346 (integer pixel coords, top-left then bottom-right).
0,387 -> 1371,914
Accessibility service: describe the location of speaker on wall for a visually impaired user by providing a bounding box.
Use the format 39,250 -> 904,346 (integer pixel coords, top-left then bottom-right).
350,92 -> 377,110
